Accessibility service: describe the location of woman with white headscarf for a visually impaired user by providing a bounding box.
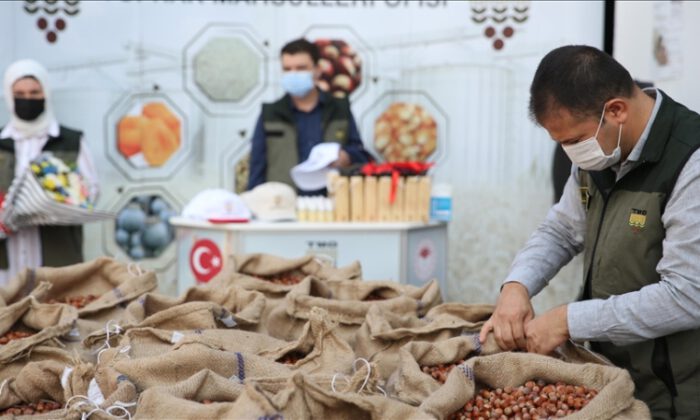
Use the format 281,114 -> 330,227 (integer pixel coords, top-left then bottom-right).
0,59 -> 99,286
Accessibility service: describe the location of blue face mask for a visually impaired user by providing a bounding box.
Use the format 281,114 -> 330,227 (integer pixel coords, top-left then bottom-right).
281,71 -> 315,98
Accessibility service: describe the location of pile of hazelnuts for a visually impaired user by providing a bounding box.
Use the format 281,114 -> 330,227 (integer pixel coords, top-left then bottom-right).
0,400 -> 61,416
421,360 -> 467,384
277,351 -> 307,365
257,271 -> 304,286
449,380 -> 599,420
48,294 -> 99,309
0,330 -> 34,345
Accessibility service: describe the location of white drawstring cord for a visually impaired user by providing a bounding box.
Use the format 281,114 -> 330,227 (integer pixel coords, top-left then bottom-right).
68,395 -> 136,420
92,320 -> 122,363
331,357 -> 387,397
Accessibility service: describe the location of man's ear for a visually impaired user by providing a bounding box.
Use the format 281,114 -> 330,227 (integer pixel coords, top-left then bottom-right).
605,98 -> 629,125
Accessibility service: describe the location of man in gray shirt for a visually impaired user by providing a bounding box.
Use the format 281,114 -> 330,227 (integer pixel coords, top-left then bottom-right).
479,45 -> 700,419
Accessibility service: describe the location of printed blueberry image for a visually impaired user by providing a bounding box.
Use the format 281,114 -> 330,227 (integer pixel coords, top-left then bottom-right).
115,194 -> 175,260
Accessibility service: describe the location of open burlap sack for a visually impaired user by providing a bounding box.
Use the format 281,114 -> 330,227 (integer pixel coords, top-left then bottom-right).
388,334 -> 502,405
0,347 -> 75,409
355,303 -> 493,379
0,347 -> 133,420
210,254 -> 362,336
123,284 -> 265,328
268,366 -> 421,419
259,307 -> 354,375
82,301 -> 240,351
113,327 -> 287,360
0,296 -> 78,364
0,346 -> 73,381
266,277 -> 442,346
0,258 -> 157,314
418,352 -> 650,420
94,342 -> 292,398
211,253 -> 363,295
0,353 -> 93,411
134,369 -> 283,419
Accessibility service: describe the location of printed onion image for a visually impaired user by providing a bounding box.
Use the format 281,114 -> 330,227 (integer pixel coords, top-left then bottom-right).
314,39 -> 362,98
115,194 -> 176,260
117,102 -> 182,168
194,37 -> 261,102
374,102 -> 437,162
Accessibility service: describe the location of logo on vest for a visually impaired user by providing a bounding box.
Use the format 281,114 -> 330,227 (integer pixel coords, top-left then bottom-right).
629,208 -> 647,232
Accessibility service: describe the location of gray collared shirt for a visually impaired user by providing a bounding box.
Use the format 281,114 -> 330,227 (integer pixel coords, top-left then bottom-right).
506,90 -> 700,345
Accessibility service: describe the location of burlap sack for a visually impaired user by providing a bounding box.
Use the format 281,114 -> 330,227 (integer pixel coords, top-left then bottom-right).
211,253 -> 362,295
123,284 -> 266,328
0,258 -> 157,315
270,368 -> 421,419
418,352 -> 651,420
266,277 -> 442,346
0,355 -> 93,411
210,254 -> 362,336
0,296 -> 78,364
0,348 -> 129,420
82,301 -> 240,350
355,303 -> 493,379
388,334 -> 502,405
0,347 -> 74,409
113,327 -> 287,360
134,369 -> 283,419
94,342 -> 291,398
259,307 -> 354,375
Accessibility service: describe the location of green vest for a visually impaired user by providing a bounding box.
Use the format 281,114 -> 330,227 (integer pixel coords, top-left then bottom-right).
261,92 -> 350,188
581,92 -> 700,419
0,126 -> 84,270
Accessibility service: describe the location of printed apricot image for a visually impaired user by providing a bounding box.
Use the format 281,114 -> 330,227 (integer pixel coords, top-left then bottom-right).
116,101 -> 182,168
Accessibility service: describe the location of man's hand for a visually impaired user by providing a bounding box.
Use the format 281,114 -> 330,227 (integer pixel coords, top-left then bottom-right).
330,149 -> 351,169
479,282 -> 534,350
524,304 -> 570,355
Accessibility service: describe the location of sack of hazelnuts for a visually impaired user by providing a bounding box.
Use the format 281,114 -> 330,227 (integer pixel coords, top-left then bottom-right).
259,307 -> 355,375
0,355 -> 93,415
134,369 -> 281,419
210,253 -> 362,297
82,301 -> 246,351
124,285 -> 266,329
114,327 -> 287,361
0,257 -> 158,315
415,351 -> 651,420
265,277 -> 442,348
389,334 -> 503,406
96,342 -> 292,398
355,303 -> 494,380
0,296 -> 77,365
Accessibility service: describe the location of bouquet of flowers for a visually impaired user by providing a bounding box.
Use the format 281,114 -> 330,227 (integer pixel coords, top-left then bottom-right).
0,153 -> 113,237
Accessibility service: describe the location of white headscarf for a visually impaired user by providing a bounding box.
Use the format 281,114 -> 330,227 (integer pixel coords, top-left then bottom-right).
3,59 -> 56,139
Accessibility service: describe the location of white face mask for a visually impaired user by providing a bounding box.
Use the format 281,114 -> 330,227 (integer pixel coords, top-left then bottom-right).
562,104 -> 623,171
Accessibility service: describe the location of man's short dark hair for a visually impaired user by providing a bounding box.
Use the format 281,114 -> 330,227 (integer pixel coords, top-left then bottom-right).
281,38 -> 320,64
529,45 -> 635,124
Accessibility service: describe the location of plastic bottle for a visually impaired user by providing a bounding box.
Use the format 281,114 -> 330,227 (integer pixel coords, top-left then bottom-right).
430,183 -> 452,222
297,197 -> 308,222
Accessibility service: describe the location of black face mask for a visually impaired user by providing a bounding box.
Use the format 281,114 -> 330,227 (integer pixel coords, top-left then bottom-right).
13,98 -> 45,121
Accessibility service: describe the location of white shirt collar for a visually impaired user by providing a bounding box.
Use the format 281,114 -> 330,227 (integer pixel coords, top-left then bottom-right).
626,88 -> 663,163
